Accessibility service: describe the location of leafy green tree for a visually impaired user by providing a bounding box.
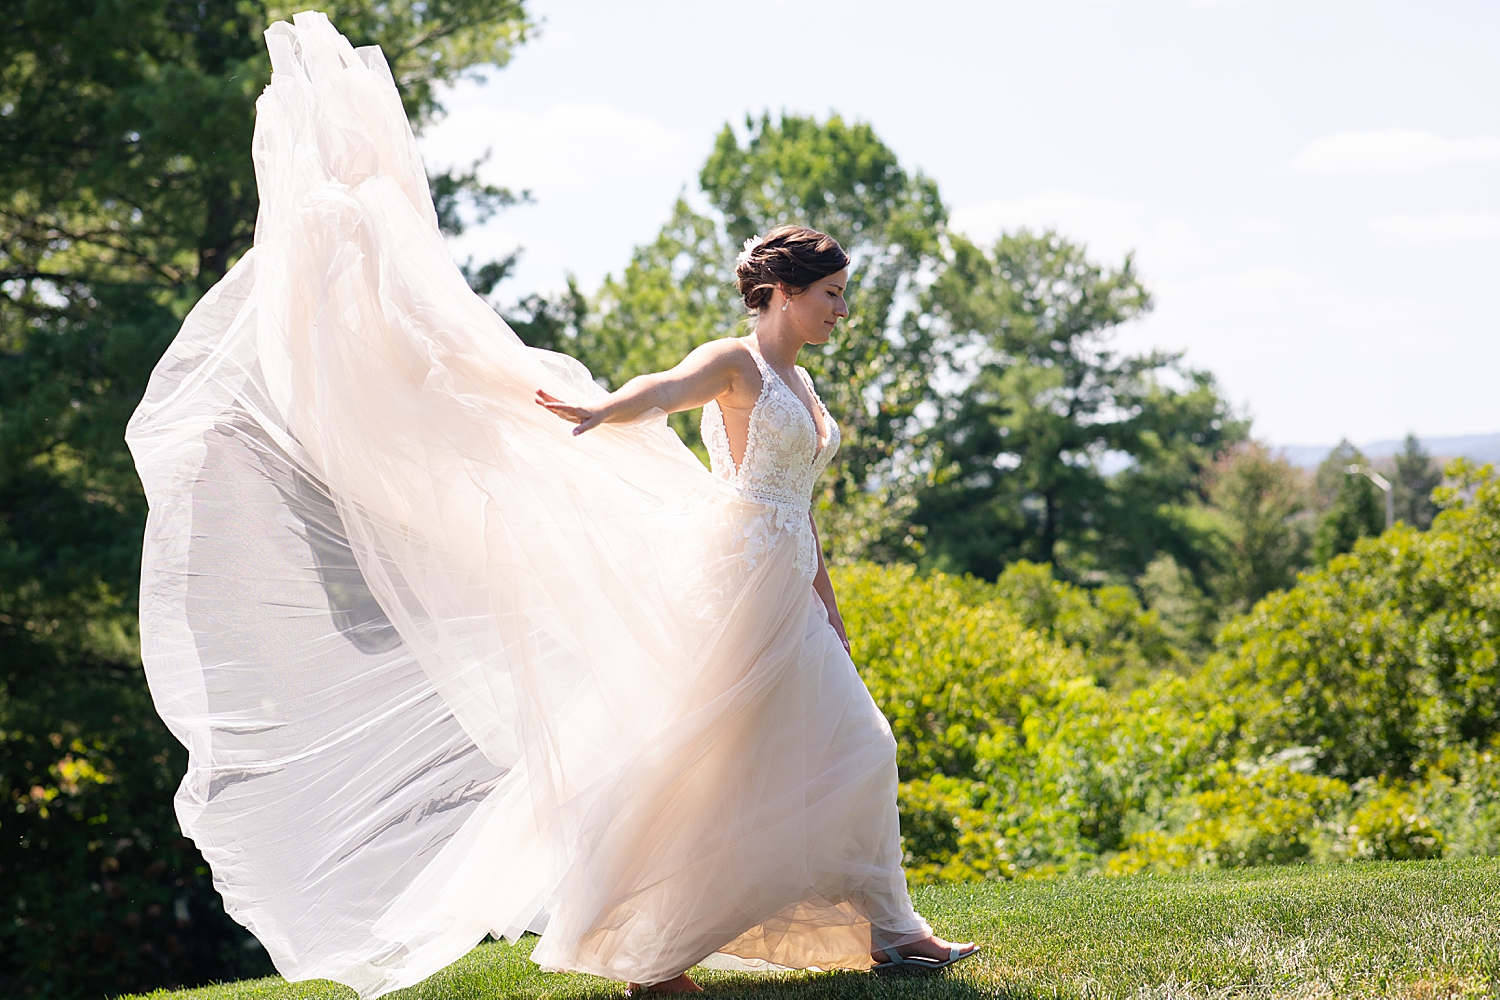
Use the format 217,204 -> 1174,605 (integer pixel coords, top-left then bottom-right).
1310,441 -> 1385,564
437,151 -> 530,295
550,113 -> 945,560
915,230 -> 1246,582
1136,553 -> 1218,658
1,3 -> 532,995
1392,433 -> 1442,530
570,200 -> 741,458
1201,442 -> 1312,612
702,115 -> 948,561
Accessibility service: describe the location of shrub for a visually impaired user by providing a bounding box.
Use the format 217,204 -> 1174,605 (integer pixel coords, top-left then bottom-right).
1110,758 -> 1350,873
835,562 -> 1080,784
1333,781 -> 1445,862
1207,463 -> 1500,780
834,563 -> 1228,879
993,560 -> 1185,688
1408,741 -> 1500,859
896,776 -> 1011,883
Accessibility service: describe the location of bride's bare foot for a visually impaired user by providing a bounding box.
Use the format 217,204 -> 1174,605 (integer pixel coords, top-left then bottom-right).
624,972 -> 703,996
872,934 -> 979,970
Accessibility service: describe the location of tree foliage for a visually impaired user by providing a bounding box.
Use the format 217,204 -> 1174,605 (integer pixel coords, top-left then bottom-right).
1212,463 -> 1500,780
915,230 -> 1245,582
538,113 -> 947,559
1392,433 -> 1442,530
1310,441 -> 1386,565
1200,442 -> 1312,612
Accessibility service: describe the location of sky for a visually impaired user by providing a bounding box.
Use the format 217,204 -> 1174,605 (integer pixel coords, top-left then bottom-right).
416,0 -> 1500,448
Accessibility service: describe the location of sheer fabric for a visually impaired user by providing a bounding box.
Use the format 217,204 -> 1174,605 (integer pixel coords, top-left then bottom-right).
126,12 -> 929,998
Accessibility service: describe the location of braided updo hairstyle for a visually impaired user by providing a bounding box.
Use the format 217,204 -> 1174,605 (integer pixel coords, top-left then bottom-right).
734,225 -> 850,312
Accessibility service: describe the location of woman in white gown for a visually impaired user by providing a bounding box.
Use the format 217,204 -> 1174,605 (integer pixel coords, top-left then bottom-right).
126,11 -> 975,997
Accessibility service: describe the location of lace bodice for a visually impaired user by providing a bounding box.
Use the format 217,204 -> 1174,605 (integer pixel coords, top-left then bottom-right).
702,340 -> 840,580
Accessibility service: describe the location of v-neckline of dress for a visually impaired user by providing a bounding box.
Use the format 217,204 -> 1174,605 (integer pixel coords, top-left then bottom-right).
747,342 -> 831,454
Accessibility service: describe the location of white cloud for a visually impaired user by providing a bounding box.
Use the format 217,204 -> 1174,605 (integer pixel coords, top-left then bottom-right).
1294,129 -> 1500,175
1369,213 -> 1500,242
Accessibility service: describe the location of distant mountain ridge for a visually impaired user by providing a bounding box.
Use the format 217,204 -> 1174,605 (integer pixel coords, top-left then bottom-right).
1277,433 -> 1500,469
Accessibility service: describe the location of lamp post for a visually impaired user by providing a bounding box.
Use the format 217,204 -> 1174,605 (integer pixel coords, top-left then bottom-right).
1346,464 -> 1394,529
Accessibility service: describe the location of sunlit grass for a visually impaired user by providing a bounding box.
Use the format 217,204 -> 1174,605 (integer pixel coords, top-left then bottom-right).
122,859 -> 1500,1000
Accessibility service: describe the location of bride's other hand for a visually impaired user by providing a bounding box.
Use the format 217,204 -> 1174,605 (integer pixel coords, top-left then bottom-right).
828,610 -> 851,654
535,389 -> 605,435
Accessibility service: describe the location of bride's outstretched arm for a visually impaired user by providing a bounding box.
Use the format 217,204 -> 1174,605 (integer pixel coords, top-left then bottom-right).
535,339 -> 748,435
809,514 -> 850,653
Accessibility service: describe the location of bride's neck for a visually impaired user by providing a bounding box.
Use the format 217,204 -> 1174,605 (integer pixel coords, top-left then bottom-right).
750,316 -> 803,370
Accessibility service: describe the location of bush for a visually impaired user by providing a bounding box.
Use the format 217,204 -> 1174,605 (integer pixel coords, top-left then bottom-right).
896,776 -> 1010,883
993,560 -> 1186,688
838,538 -> 1500,883
1407,741 -> 1500,859
1208,463 -> 1500,780
834,563 -> 1227,879
1333,781 -> 1445,862
0,633 -> 271,998
1110,757 -> 1350,873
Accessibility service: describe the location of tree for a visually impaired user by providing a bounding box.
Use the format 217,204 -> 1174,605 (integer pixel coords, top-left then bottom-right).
573,199 -> 742,458
915,230 -> 1246,582
1392,433 -> 1442,530
705,115 -> 948,560
1310,441 -> 1385,564
1,3 -> 532,995
1201,442 -> 1312,612
553,113 -> 946,560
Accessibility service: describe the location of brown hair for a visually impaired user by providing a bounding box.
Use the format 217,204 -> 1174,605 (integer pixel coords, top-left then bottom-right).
734,225 -> 850,311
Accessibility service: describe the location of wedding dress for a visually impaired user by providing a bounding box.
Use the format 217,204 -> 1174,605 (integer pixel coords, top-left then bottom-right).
125,11 -> 930,998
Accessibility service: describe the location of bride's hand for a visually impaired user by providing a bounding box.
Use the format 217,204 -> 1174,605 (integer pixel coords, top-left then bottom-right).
535,389 -> 605,435
828,610 -> 851,654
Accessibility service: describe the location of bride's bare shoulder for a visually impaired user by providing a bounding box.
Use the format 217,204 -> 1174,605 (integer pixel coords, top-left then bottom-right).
683,337 -> 761,406
690,336 -> 754,361
685,337 -> 759,376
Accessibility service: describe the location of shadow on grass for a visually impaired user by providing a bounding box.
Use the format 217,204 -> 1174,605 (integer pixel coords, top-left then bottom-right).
690,968 -> 1016,1000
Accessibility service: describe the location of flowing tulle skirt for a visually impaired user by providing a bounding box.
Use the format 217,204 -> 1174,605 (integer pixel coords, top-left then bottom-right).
125,12 -> 929,997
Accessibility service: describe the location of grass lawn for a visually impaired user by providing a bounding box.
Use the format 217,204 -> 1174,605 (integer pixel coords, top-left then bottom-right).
122,859 -> 1500,1000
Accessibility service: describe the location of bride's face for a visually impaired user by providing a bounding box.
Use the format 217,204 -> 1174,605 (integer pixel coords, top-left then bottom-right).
784,269 -> 849,345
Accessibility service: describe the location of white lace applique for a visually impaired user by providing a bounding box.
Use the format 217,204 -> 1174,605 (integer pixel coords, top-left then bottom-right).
701,340 -> 840,580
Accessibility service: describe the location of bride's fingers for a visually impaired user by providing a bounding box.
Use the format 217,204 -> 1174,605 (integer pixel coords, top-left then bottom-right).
533,390 -> 600,434
537,400 -> 587,424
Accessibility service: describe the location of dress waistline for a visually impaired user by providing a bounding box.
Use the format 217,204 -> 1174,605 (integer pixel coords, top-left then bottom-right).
733,486 -> 810,514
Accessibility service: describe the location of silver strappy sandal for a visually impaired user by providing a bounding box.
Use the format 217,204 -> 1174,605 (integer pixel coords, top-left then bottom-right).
870,933 -> 980,973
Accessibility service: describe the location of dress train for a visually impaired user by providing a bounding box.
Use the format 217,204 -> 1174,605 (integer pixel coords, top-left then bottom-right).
126,12 -> 930,997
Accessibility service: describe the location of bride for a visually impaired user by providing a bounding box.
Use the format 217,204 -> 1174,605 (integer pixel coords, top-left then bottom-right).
126,11 -> 976,998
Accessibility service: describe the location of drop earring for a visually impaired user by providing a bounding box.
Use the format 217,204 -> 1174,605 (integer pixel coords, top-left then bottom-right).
781,298 -> 789,312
